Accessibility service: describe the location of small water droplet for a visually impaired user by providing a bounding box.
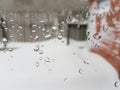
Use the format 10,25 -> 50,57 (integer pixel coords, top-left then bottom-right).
90,20 -> 94,23
11,25 -> 15,28
34,36 -> 39,40
62,41 -> 64,43
41,45 -> 44,47
114,81 -> 120,87
87,38 -> 90,40
48,69 -> 52,72
19,34 -> 23,36
83,59 -> 89,64
8,48 -> 13,52
79,68 -> 84,74
18,26 -> 23,29
42,28 -> 46,31
59,29 -> 64,33
39,57 -> 42,60
32,24 -> 37,27
73,52 -> 76,55
38,26 -> 42,29
57,34 -> 63,40
10,19 -> 14,22
10,36 -> 14,38
35,62 -> 40,67
44,34 -> 52,39
39,50 -> 43,54
32,30 -> 36,33
33,46 -> 39,52
64,78 -> 68,82
2,38 -> 7,43
44,57 -> 51,62
98,35 -> 102,39
52,26 -> 57,31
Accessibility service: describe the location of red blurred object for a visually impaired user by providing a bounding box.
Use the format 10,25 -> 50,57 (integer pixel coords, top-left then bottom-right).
90,0 -> 120,78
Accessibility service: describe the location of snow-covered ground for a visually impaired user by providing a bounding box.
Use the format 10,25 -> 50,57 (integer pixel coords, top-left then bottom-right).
0,38 -> 120,90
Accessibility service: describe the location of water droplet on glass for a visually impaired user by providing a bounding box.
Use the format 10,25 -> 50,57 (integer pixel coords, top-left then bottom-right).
44,34 -> 52,39
11,25 -> 15,28
5,27 -> 8,30
40,20 -> 44,23
114,81 -> 120,87
39,50 -> 43,54
64,78 -> 68,82
44,57 -> 51,62
83,59 -> 89,64
79,68 -> 84,74
32,30 -> 36,33
34,36 -> 39,40
2,38 -> 7,43
42,28 -> 46,31
33,46 -> 39,52
35,62 -> 40,67
18,26 -> 23,29
48,69 -> 52,72
32,24 -> 37,27
39,57 -> 42,60
10,19 -> 14,22
10,36 -> 14,38
41,45 -> 44,47
19,34 -> 23,36
90,20 -> 94,23
59,29 -> 64,33
8,48 -> 13,52
52,26 -> 57,31
57,33 -> 63,40
73,52 -> 76,55
38,26 -> 42,29
87,38 -> 90,40
62,40 -> 64,43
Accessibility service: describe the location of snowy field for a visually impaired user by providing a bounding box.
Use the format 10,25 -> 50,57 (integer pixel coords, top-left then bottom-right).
0,38 -> 120,90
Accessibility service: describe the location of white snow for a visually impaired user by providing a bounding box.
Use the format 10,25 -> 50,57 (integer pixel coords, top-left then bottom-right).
0,38 -> 120,90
